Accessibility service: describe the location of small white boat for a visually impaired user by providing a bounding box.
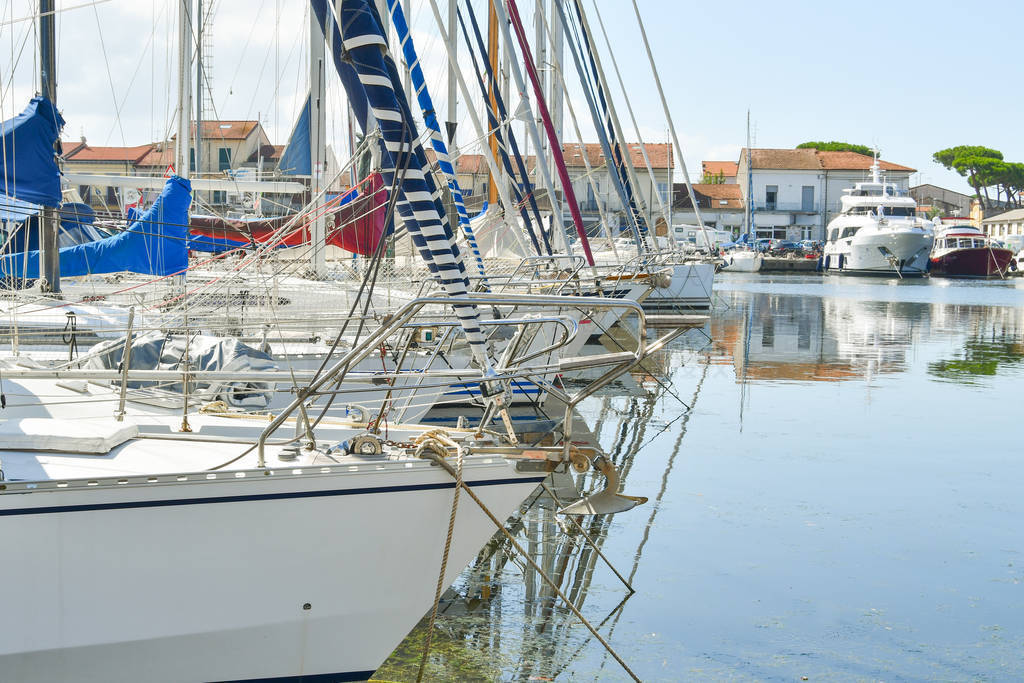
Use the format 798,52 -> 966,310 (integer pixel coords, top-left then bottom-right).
721,249 -> 764,272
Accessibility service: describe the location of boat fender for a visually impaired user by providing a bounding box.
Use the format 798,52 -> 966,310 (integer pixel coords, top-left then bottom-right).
1011,259 -> 1018,272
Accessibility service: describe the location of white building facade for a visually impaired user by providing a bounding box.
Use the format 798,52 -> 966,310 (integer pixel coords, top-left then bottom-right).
736,149 -> 915,241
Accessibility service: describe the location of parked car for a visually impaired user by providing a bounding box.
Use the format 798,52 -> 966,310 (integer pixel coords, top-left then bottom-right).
770,240 -> 803,255
798,240 -> 822,253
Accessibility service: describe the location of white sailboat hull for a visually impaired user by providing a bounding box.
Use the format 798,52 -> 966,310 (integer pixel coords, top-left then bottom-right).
720,251 -> 763,272
0,461 -> 544,682
642,262 -> 715,310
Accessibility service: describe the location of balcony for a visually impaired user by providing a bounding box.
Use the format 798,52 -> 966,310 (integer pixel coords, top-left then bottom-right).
753,201 -> 819,213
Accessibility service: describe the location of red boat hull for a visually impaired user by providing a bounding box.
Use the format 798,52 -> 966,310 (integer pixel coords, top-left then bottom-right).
929,247 -> 1015,278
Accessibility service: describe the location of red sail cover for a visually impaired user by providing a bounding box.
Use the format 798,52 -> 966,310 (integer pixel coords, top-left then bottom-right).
190,173 -> 387,255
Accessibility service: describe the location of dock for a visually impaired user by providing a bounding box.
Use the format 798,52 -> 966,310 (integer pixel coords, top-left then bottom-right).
760,256 -> 820,272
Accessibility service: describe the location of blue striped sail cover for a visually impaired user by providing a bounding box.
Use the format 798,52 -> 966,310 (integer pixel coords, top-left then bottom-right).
386,0 -> 488,282
316,0 -> 488,361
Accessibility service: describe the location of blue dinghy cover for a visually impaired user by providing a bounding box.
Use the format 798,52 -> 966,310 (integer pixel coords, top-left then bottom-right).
0,175 -> 192,278
0,96 -> 64,207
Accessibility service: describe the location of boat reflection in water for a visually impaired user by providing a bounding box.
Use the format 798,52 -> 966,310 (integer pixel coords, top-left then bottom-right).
707,292 -> 929,382
374,278 -> 1024,680
375,361 -> 709,681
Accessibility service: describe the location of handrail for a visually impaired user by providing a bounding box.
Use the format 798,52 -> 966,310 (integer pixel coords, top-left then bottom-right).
255,292 -> 649,466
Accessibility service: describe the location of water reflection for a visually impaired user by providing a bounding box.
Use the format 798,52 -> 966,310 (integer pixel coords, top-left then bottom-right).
374,277 -> 1024,681
375,373 -> 702,681
707,288 -> 1024,384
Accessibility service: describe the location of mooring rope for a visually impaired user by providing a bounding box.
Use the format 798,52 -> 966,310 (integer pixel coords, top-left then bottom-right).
413,431 -> 463,683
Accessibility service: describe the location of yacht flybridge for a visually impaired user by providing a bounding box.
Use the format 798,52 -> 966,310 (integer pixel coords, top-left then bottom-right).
822,156 -> 934,276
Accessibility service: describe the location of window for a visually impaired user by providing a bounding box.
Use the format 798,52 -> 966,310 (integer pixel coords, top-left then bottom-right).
801,186 -> 814,211
657,182 -> 668,202
212,190 -> 226,205
829,228 -> 839,242
765,185 -> 778,210
106,186 -> 117,205
79,185 -> 91,203
218,148 -> 232,172
189,148 -> 195,172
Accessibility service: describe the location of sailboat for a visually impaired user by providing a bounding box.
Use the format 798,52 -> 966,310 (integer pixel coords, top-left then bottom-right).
721,112 -> 763,273
0,3 -> 675,680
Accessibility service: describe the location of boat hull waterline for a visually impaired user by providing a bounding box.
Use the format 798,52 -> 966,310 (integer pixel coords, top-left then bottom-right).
0,462 -> 544,682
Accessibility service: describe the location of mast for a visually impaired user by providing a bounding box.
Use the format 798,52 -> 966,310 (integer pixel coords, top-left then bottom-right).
309,7 -> 327,277
547,0 -> 563,178
176,0 -> 192,181
745,110 -> 752,240
38,0 -> 60,294
629,0 -> 714,253
426,0 -> 530,254
446,0 -> 458,145
533,0 -> 548,173
501,0 -> 594,265
488,0 -> 568,254
486,2 -> 500,206
195,0 -> 203,182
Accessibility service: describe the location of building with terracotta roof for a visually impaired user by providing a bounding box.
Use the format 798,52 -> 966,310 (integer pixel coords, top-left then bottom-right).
671,183 -> 745,237
452,143 -> 673,233
63,141 -> 158,208
736,147 -> 916,241
701,161 -> 738,184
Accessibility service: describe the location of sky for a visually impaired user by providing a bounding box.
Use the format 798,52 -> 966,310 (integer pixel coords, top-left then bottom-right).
3,0 -> 1021,196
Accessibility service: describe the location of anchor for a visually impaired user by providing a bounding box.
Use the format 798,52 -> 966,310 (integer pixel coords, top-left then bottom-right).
558,455 -> 648,515
877,245 -> 903,279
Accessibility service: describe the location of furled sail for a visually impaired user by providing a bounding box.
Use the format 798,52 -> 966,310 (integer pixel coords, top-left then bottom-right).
278,94 -> 312,176
386,0 -> 488,279
314,0 -> 490,366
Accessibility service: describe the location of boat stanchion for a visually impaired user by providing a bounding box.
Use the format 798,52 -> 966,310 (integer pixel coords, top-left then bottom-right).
114,306 -> 135,422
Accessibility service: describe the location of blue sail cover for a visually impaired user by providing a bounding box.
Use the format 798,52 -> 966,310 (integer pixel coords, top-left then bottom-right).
1,176 -> 192,279
1,199 -> 99,251
310,0 -> 374,135
387,0 -> 489,279
278,94 -> 312,175
0,96 -> 64,207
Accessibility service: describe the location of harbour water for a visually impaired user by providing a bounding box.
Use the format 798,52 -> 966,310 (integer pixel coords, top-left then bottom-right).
377,273 -> 1024,681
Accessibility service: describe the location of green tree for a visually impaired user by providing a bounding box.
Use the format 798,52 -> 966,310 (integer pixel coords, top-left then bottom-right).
700,170 -> 725,184
991,161 -> 1024,207
934,146 -> 1004,210
796,141 -> 874,156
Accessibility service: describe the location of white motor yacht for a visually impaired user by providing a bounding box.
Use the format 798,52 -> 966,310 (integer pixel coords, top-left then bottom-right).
822,156 -> 933,276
